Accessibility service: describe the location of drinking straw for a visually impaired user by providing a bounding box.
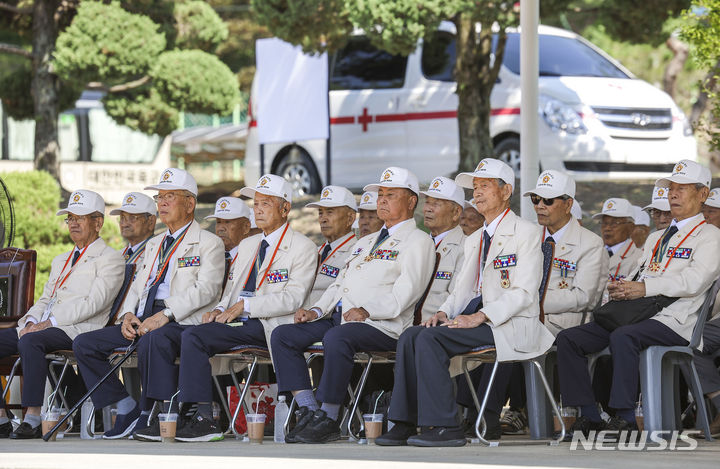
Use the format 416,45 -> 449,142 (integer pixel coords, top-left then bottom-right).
255,389 -> 265,413
372,390 -> 384,415
168,390 -> 180,414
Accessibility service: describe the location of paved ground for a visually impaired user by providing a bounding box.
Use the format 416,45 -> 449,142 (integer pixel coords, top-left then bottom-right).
1,436 -> 719,469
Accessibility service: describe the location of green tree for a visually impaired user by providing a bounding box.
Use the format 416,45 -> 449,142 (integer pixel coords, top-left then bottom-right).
0,1 -> 239,184
682,1 -> 720,150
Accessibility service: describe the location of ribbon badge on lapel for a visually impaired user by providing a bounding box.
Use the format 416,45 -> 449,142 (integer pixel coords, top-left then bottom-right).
500,269 -> 510,289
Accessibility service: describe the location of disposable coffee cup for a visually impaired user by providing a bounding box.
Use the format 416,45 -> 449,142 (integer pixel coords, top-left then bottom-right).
42,409 -> 61,441
158,413 -> 178,443
246,413 -> 266,444
363,413 -> 383,442
553,407 -> 576,433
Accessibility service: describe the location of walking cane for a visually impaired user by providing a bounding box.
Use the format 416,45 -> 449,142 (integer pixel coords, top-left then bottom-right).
42,337 -> 140,442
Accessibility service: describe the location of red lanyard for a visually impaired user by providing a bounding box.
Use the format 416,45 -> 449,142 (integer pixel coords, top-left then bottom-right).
318,234 -> 356,264
229,251 -> 239,269
475,208 -> 510,289
145,226 -> 191,288
243,223 -> 290,291
611,240 -> 635,280
51,245 -> 89,297
649,220 -> 705,274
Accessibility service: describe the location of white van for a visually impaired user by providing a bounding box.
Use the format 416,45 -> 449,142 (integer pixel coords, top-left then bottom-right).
245,23 -> 697,195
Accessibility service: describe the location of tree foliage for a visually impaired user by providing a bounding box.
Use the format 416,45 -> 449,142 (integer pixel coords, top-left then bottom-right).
174,0 -> 229,51
0,64 -> 81,120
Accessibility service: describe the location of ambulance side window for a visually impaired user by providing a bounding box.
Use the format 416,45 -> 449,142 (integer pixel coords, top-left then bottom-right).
421,31 -> 456,82
330,37 -> 407,90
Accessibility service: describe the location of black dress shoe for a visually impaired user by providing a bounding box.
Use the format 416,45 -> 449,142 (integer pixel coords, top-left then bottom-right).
562,415 -> 605,442
407,426 -> 467,447
285,407 -> 315,444
603,416 -> 638,443
295,409 -> 341,443
0,420 -> 12,438
376,422 -> 418,446
9,422 -> 41,439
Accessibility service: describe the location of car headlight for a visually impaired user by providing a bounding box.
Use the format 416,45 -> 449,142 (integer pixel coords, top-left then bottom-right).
539,96 -> 587,135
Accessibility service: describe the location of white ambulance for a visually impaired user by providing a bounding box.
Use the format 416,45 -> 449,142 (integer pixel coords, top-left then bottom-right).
245,23 -> 697,195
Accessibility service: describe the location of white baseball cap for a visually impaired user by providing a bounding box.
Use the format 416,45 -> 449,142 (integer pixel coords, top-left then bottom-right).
204,197 -> 252,221
109,192 -> 157,216
642,186 -> 671,213
57,190 -> 105,216
420,176 -> 465,207
306,185 -> 358,211
705,187 -> 720,209
633,205 -> 650,226
239,173 -> 293,203
363,167 -> 420,195
655,159 -> 711,188
571,199 -> 582,220
523,170 -> 576,199
455,158 -> 515,190
464,199 -> 479,212
145,168 -> 198,196
592,198 -> 634,220
358,191 -> 378,211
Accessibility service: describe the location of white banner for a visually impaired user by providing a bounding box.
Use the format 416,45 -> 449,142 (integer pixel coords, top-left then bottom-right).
255,38 -> 329,144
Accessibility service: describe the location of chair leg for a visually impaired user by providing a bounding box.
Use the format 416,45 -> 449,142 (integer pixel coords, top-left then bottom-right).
211,375 -> 233,435
228,357 -> 257,439
683,361 -> 714,441
474,360 -> 499,447
530,359 -> 565,445
462,359 -> 481,413
347,354 -> 373,441
2,357 -> 21,401
47,359 -> 70,410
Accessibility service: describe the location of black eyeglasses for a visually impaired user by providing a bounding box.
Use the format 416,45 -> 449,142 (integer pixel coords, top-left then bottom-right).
530,194 -> 570,206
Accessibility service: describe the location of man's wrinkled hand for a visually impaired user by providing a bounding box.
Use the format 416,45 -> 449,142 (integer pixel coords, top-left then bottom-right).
294,308 -> 318,324
422,311 -> 449,328
138,311 -> 169,336
343,307 -> 369,322
203,309 -> 222,324
215,301 -> 244,324
121,313 -> 142,340
443,311 -> 486,329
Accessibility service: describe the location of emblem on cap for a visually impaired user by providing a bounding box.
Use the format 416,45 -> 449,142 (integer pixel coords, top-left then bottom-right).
162,170 -> 172,181
606,202 -> 614,209
259,177 -> 269,187
363,195 -> 370,202
657,189 -> 664,197
382,170 -> 393,181
476,162 -> 485,170
125,195 -> 134,204
675,163 -> 684,173
72,193 -> 81,203
220,200 -> 228,210
542,175 -> 550,184
432,179 -> 441,189
322,189 -> 330,198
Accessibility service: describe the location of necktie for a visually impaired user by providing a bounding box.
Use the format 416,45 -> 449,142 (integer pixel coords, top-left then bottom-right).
607,247 -> 614,258
540,237 -> 556,299
655,225 -> 679,262
481,230 -> 491,270
225,251 -> 232,261
320,244 -> 332,263
71,250 -> 80,267
126,247 -> 134,260
244,240 -> 269,293
373,228 -> 389,251
141,235 -> 175,317
545,236 -> 555,245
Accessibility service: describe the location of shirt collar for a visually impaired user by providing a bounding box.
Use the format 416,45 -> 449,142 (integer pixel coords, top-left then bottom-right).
228,245 -> 239,258
129,237 -> 150,252
607,238 -> 631,255
482,209 -> 507,238
671,212 -> 703,231
262,222 -> 288,248
433,229 -> 452,245
165,220 -> 192,238
382,218 -> 414,237
545,219 -> 571,244
74,237 -> 100,253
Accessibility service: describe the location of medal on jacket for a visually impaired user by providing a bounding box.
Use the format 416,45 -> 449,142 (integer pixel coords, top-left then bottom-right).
558,280 -> 569,289
364,233 -> 389,262
500,269 -> 510,289
648,262 -> 661,272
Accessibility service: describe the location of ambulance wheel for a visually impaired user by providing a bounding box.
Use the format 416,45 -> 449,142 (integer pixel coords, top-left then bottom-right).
494,136 -> 521,173
276,147 -> 321,197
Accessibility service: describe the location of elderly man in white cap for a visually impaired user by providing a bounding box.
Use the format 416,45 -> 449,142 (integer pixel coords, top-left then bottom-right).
459,200 -> 485,236
377,158 -> 553,447
702,187 -> 720,229
419,177 -> 466,323
0,190 -> 124,439
357,191 -> 384,237
75,169 -> 225,441
557,159 -> 720,441
631,206 -> 651,248
269,185 -> 358,442
643,186 -> 672,231
173,174 -> 316,442
285,167 -> 434,444
204,196 -> 252,290
593,198 -> 642,282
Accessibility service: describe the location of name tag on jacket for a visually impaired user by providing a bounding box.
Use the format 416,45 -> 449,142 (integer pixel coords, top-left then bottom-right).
177,256 -> 200,268
319,264 -> 340,278
266,269 -> 289,283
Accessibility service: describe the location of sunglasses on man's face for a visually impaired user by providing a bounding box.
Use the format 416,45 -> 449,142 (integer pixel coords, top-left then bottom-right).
530,194 -> 569,206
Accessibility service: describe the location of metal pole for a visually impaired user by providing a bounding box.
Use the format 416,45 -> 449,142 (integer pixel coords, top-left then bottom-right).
260,143 -> 265,176
325,51 -> 335,186
520,0 -> 540,221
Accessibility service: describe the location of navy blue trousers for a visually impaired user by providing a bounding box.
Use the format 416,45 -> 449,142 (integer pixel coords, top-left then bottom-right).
271,311 -> 341,393
135,322 -> 190,406
179,319 -> 266,404
315,323 -> 397,405
557,319 -> 687,411
387,324 -> 496,427
73,325 -> 137,410
0,327 -> 73,408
